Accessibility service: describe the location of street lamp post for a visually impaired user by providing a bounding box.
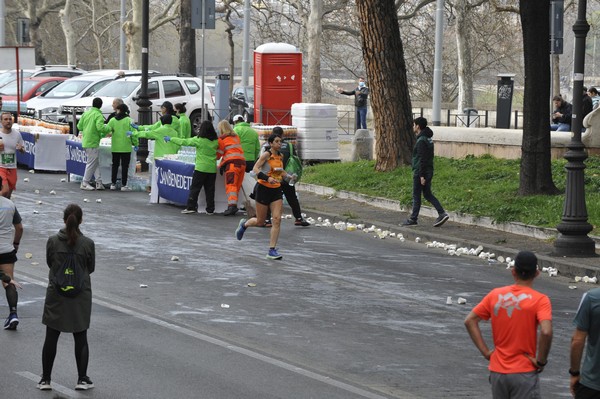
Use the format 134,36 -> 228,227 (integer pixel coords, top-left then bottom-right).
554,0 -> 597,257
136,0 -> 153,171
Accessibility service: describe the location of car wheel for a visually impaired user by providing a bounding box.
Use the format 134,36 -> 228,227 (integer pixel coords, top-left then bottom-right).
190,110 -> 203,136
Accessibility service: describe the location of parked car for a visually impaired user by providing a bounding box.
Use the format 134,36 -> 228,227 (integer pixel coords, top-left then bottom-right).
0,66 -> 86,88
229,85 -> 254,122
60,74 -> 215,134
26,70 -> 151,121
0,76 -> 68,101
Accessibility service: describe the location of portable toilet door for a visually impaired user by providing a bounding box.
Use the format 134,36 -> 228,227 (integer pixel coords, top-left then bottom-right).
254,43 -> 302,126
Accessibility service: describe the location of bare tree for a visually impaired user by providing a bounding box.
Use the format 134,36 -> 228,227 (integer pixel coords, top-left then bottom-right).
357,0 -> 414,171
125,0 -> 180,69
59,0 -> 76,65
13,0 -> 67,64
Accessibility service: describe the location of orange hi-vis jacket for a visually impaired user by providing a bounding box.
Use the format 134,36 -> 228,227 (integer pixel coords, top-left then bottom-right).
217,134 -> 246,206
217,134 -> 245,165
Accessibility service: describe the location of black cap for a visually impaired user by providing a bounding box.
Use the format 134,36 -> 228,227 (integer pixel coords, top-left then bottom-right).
514,251 -> 538,273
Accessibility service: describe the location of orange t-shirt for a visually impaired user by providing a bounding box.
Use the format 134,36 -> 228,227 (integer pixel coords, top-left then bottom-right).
472,284 -> 552,373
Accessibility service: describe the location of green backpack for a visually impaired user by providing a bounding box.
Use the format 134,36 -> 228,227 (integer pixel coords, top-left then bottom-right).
285,143 -> 303,181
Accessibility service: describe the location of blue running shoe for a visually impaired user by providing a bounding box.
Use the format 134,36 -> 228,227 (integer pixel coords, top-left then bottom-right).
266,248 -> 283,260
4,313 -> 18,330
235,218 -> 247,240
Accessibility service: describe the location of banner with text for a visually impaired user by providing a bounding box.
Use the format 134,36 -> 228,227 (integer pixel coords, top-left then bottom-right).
155,159 -> 194,205
65,140 -> 87,177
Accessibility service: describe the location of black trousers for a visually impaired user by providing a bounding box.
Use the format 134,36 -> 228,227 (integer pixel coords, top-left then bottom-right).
187,171 -> 216,213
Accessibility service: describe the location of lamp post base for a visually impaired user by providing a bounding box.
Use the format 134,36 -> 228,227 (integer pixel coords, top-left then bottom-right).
553,233 -> 598,257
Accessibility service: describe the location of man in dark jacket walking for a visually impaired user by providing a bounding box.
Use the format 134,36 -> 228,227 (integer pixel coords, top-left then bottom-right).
402,117 -> 449,227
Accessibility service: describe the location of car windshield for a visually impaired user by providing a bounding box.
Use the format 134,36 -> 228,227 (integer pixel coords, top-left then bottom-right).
94,80 -> 140,98
0,71 -> 33,88
42,80 -> 92,98
0,80 -> 40,96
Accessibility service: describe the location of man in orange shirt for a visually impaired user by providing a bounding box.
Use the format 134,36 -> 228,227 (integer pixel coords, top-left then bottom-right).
465,251 -> 553,398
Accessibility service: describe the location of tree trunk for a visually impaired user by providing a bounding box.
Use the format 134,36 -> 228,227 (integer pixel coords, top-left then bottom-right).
518,0 -> 559,195
356,0 -> 414,171
90,0 -> 103,70
179,0 -> 196,75
455,0 -> 474,112
125,0 -> 143,69
59,0 -> 76,66
551,54 -> 560,98
306,0 -> 323,103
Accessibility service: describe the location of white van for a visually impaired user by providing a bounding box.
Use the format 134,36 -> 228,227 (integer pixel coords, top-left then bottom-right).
26,70 -> 130,120
60,74 -> 215,134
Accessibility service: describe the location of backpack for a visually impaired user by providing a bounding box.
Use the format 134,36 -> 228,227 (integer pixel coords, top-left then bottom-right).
51,249 -> 85,298
285,143 -> 303,181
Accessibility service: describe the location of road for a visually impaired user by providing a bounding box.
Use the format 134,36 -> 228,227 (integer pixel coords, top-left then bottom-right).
1,171 -> 583,398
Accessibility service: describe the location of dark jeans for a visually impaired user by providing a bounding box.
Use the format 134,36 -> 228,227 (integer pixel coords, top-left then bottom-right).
112,152 -> 132,186
409,172 -> 445,221
188,171 -> 216,212
356,106 -> 368,129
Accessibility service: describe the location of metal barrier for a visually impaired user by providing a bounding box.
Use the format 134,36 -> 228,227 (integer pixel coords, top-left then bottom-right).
258,106 -> 292,126
337,110 -> 354,135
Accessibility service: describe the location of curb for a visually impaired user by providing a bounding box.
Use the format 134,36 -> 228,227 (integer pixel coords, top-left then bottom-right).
296,183 -> 600,279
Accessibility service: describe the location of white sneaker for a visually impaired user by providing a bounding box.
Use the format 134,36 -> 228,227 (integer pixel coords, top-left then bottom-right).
121,185 -> 132,191
80,182 -> 95,191
96,182 -> 105,190
110,184 -> 117,191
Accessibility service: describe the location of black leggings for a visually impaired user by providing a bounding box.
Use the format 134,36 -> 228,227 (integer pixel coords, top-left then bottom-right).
5,283 -> 17,312
112,152 -> 132,186
42,326 -> 89,380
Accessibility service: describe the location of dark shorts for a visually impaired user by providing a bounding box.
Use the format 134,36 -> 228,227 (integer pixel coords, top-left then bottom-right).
0,250 -> 17,264
254,183 -> 283,206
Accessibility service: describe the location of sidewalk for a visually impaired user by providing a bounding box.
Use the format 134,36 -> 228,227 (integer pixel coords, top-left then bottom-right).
296,183 -> 600,279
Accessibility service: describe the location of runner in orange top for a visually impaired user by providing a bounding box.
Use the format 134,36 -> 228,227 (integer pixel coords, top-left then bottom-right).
216,120 -> 246,216
465,251 -> 552,398
234,133 -> 293,260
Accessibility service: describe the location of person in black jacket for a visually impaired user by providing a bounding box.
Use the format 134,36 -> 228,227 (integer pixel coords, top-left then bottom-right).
582,86 -> 593,127
38,204 -> 96,391
337,77 -> 369,130
550,95 -> 572,131
402,117 -> 449,227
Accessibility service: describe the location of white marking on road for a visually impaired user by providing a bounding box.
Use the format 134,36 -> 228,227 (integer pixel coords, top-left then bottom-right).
16,371 -> 85,398
91,298 -> 396,399
19,273 -> 418,399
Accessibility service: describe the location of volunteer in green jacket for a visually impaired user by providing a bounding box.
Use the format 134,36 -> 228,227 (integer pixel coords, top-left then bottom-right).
233,115 -> 260,172
130,114 -> 180,160
107,104 -> 138,191
143,101 -> 181,138
175,103 -> 192,139
165,120 -> 218,214
77,98 -> 111,191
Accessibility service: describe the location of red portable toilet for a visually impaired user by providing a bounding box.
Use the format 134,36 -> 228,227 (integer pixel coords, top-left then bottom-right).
254,43 -> 302,126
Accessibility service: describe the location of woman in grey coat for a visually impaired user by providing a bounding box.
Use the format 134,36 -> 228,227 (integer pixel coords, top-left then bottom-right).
38,204 -> 95,391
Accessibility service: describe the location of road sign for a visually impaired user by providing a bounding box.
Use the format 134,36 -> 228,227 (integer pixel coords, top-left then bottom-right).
191,0 -> 215,30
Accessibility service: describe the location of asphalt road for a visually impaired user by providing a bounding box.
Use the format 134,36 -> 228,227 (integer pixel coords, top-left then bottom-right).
1,171 -> 585,399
